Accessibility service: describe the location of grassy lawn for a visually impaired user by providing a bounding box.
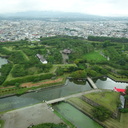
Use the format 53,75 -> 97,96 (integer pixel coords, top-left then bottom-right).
54,64 -> 77,67
3,46 -> 14,51
84,91 -> 120,112
120,113 -> 128,128
83,51 -> 107,63
67,97 -> 123,128
19,50 -> 30,61
50,64 -> 77,73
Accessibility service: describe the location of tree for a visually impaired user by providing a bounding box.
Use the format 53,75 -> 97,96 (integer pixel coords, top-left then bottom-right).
70,70 -> 87,79
87,69 -> 98,77
92,106 -> 111,121
103,40 -> 110,48
55,67 -> 64,76
125,86 -> 128,95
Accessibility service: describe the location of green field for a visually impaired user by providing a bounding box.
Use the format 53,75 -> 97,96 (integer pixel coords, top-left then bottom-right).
84,91 -> 120,112
120,113 -> 128,128
83,51 -> 107,63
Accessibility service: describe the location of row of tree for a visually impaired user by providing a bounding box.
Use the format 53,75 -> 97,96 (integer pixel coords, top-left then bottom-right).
88,36 -> 128,43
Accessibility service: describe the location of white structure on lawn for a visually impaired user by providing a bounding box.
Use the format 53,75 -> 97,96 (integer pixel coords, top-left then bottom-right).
36,54 -> 48,64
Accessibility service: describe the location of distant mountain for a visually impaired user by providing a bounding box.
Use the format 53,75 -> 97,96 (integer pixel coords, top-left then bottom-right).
0,11 -> 128,21
0,11 -> 100,19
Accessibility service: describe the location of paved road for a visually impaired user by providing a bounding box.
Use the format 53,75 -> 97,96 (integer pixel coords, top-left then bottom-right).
0,103 -> 63,128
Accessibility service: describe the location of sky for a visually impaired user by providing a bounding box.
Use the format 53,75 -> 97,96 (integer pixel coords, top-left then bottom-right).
0,0 -> 128,16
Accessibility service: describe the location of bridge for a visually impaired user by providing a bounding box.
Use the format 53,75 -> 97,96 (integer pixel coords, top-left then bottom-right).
87,77 -> 98,89
46,89 -> 101,104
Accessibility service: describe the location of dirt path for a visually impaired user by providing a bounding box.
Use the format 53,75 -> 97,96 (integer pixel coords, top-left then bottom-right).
0,103 -> 63,128
20,78 -> 63,88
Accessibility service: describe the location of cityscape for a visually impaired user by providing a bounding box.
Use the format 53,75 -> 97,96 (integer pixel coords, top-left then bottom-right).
0,19 -> 128,42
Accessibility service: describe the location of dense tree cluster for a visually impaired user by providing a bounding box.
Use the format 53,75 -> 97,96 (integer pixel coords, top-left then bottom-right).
70,70 -> 87,79
92,106 -> 111,121
88,36 -> 128,43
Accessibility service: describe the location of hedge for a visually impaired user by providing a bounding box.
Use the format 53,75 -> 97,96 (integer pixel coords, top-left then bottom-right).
3,73 -> 53,86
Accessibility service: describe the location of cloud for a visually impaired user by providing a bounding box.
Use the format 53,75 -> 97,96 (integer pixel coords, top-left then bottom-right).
0,0 -> 128,16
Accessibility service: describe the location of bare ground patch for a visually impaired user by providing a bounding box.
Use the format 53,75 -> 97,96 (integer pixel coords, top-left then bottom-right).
0,103 -> 63,128
20,78 -> 63,88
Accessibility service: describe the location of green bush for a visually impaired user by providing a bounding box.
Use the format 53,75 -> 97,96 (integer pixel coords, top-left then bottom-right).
92,106 -> 111,121
120,108 -> 128,113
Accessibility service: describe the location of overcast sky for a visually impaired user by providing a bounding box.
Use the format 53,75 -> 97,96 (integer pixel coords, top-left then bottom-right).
0,0 -> 128,16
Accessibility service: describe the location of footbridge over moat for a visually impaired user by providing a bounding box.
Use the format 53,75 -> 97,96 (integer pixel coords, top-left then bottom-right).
87,77 -> 98,89
46,89 -> 101,104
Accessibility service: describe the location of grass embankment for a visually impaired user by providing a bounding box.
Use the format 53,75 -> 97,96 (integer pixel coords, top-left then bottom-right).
67,91 -> 126,128
5,63 -> 74,82
83,51 -> 107,63
0,76 -> 66,97
84,91 -> 120,112
0,87 -> 28,97
120,113 -> 128,128
108,74 -> 128,82
0,120 -> 4,128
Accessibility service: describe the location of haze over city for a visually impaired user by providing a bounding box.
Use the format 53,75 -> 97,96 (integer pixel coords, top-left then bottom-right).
0,0 -> 128,17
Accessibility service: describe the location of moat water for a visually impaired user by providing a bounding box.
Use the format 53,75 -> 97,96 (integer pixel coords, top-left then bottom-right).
53,102 -> 103,128
0,77 -> 127,128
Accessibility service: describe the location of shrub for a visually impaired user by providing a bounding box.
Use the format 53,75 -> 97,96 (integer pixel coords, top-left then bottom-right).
92,106 -> 111,121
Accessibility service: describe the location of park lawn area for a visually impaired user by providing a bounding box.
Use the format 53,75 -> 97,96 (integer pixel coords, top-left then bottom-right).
54,64 -> 77,67
120,113 -> 128,128
67,97 -> 123,128
3,46 -> 14,51
50,64 -> 77,73
84,91 -> 120,112
83,51 -> 107,63
19,50 -> 30,61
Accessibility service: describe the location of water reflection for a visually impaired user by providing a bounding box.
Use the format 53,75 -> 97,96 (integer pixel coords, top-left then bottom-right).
0,77 -> 127,112
69,78 -> 86,85
95,77 -> 128,90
